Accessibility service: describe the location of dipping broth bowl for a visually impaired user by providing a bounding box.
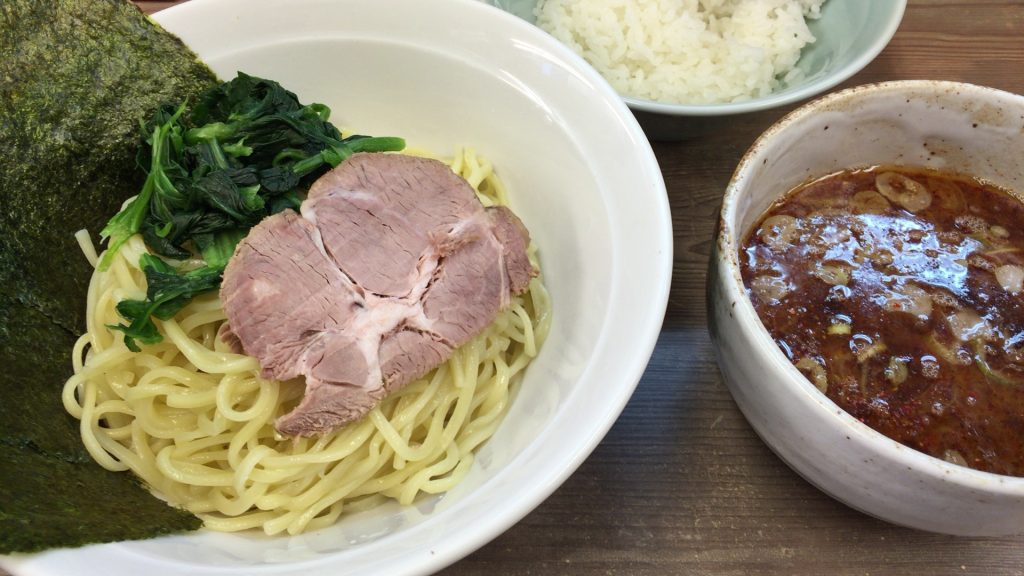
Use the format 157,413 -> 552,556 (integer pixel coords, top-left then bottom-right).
709,80 -> 1024,536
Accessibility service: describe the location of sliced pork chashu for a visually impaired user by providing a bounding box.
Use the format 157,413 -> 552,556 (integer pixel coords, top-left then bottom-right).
220,153 -> 535,436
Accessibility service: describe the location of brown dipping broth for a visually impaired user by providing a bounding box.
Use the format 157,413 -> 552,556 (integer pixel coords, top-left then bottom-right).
740,166 -> 1024,476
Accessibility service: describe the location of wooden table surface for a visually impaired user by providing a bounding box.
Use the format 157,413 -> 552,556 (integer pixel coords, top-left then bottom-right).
125,1 -> 1024,574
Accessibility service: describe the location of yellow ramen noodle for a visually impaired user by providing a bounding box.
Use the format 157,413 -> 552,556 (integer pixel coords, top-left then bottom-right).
63,148 -> 551,535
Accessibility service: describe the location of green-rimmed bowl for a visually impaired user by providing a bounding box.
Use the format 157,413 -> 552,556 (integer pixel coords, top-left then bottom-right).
487,0 -> 907,117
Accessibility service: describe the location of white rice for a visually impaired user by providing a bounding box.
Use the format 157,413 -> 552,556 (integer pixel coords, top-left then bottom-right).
535,0 -> 826,104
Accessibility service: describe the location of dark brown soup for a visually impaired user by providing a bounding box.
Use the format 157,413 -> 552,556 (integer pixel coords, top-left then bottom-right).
740,166 -> 1024,476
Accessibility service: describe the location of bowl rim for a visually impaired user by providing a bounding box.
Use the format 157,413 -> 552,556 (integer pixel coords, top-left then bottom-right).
0,0 -> 673,575
626,0 -> 907,116
717,79 -> 1024,492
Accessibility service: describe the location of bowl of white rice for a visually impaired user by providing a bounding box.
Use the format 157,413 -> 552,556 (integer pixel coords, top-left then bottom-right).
487,0 -> 906,117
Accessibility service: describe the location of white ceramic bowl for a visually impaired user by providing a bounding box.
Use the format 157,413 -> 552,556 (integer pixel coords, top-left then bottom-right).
1,0 -> 671,574
487,0 -> 906,116
709,80 -> 1024,536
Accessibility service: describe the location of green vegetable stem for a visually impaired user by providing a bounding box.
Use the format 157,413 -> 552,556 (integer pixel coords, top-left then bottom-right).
107,255 -> 223,352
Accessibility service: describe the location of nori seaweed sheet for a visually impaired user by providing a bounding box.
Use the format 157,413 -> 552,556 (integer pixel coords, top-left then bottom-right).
0,0 -> 218,553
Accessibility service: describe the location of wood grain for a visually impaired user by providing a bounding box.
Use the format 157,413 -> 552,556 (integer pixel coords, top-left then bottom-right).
21,1 -> 1024,575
